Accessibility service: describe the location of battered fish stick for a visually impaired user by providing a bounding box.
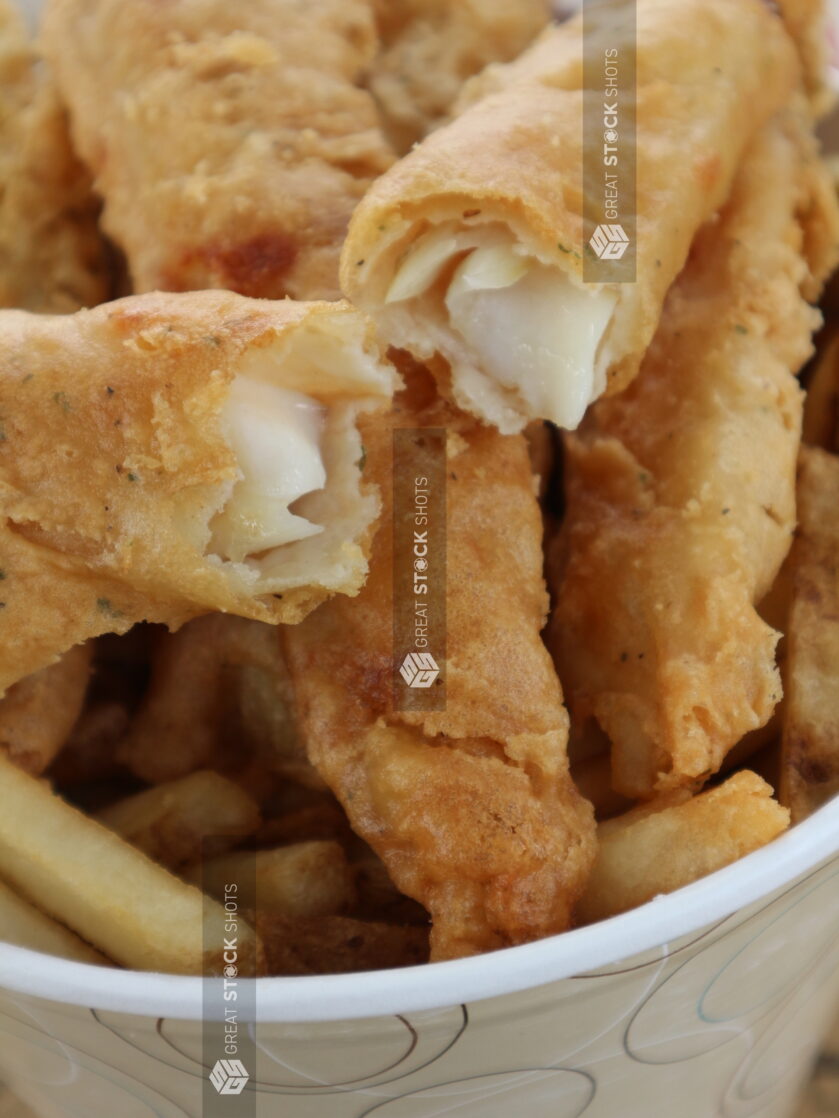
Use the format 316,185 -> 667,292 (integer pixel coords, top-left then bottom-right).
0,290 -> 394,692
342,0 -> 799,434
777,0 -> 834,116
368,0 -> 550,153
42,0 -> 394,302
284,368 -> 595,961
548,106 -> 839,799
0,0 -> 108,313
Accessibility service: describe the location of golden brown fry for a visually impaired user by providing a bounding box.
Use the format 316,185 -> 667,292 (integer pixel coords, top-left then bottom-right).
548,106 -> 839,799
368,0 -> 550,153
0,877 -> 107,965
0,753 -> 253,974
577,772 -> 790,925
803,330 -> 839,451
188,841 -> 356,919
780,447 -> 839,821
0,0 -> 109,314
342,0 -> 799,433
118,615 -> 318,786
49,700 -> 130,787
284,369 -> 595,961
0,643 -> 92,774
0,291 -> 393,692
256,913 -> 429,975
43,0 -> 394,302
96,770 -> 261,870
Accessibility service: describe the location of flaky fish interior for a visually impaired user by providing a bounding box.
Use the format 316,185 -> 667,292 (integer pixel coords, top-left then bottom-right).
198,312 -> 391,598
369,215 -> 617,432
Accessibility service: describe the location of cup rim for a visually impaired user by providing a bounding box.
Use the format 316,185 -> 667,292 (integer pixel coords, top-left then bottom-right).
0,796 -> 835,1022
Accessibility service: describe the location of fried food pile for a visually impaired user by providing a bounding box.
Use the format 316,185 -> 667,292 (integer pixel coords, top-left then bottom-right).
0,0 -> 836,976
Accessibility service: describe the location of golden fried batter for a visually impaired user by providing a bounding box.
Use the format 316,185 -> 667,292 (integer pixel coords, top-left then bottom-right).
284,367 -> 595,961
0,0 -> 109,313
368,0 -> 550,153
0,290 -> 393,692
548,104 -> 839,799
42,0 -> 395,302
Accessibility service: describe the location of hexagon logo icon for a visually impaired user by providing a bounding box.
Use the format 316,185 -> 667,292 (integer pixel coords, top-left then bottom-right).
589,223 -> 630,261
209,1058 -> 250,1096
399,652 -> 440,688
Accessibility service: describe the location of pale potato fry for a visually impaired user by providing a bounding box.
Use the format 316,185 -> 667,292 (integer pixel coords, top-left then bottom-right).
577,771 -> 790,924
0,753 -> 256,974
187,842 -> 356,919
96,771 -> 261,871
256,912 -> 429,975
780,446 -> 839,821
802,330 -> 839,450
0,644 -> 92,774
0,877 -> 107,965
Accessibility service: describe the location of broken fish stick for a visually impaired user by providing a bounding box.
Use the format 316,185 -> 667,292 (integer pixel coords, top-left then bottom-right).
0,290 -> 394,692
342,0 -> 798,433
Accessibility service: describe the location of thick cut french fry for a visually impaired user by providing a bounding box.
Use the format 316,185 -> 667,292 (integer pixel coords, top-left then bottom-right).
780,446 -> 839,821
0,753 -> 256,974
49,700 -> 130,787
0,877 -> 107,964
0,644 -> 92,774
119,615 -> 319,787
96,771 -> 261,870
570,753 -> 633,822
577,771 -> 790,924
187,842 -> 356,919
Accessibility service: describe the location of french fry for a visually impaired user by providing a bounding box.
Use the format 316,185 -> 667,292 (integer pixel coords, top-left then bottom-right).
49,700 -> 131,787
187,841 -> 356,919
802,330 -> 839,450
577,771 -> 790,924
119,615 -> 318,787
255,913 -> 429,975
0,877 -> 107,965
0,753 -> 256,974
0,645 -> 92,774
780,446 -> 839,821
96,771 -> 261,871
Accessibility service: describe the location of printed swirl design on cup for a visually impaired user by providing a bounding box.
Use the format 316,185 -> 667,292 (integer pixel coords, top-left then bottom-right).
358,1068 -> 596,1118
0,1000 -> 190,1117
93,1004 -> 468,1094
624,861 -> 839,1067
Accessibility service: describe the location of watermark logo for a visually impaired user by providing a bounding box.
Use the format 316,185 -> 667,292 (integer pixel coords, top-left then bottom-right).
209,1058 -> 250,1096
399,651 -> 440,689
589,223 -> 630,261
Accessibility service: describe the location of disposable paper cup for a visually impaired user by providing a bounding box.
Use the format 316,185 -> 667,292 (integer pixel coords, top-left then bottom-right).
0,799 -> 834,1118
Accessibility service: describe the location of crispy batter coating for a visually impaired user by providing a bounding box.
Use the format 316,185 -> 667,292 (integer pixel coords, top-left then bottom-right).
548,105 -> 839,799
342,0 -> 800,432
284,367 -> 595,961
368,0 -> 550,153
777,0 -> 835,117
42,0 -> 394,302
780,446 -> 839,821
0,290 -> 393,692
0,0 -> 109,313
